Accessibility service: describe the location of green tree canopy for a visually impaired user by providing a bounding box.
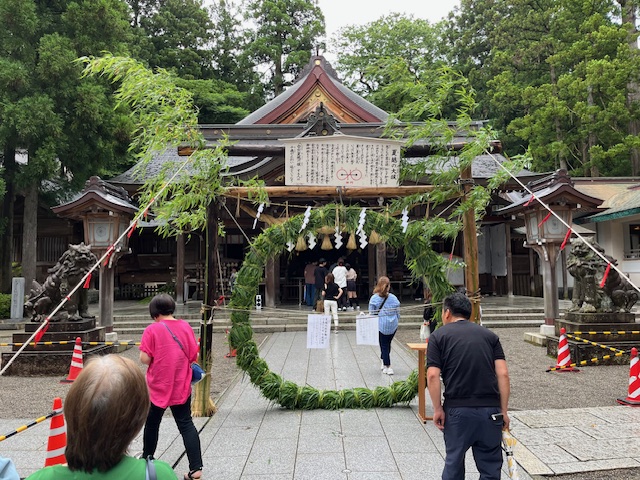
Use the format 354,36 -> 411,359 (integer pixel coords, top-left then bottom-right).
127,0 -> 215,80
331,13 -> 449,116
0,0 -> 134,291
244,0 -> 325,96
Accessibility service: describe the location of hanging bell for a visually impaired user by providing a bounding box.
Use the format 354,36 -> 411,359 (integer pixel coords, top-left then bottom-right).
321,234 -> 333,250
295,235 -> 307,251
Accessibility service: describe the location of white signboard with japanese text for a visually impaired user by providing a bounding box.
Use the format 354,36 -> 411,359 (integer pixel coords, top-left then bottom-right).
356,314 -> 379,345
307,314 -> 332,349
282,134 -> 404,187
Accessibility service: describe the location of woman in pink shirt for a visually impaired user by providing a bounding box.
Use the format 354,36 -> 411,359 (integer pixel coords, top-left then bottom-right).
140,294 -> 203,480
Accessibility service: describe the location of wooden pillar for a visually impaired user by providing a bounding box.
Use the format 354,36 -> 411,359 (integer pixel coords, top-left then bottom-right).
529,248 -> 536,296
265,256 -> 276,307
505,223 -> 513,297
561,248 -> 568,300
176,233 -> 185,304
368,245 -> 376,293
376,242 -> 387,279
98,265 -> 115,333
461,167 -> 481,323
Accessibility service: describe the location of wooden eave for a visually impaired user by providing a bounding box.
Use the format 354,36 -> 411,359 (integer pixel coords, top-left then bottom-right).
498,184 -> 604,216
52,191 -> 137,220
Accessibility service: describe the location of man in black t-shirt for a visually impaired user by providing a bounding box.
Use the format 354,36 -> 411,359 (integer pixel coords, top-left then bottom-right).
426,293 -> 510,480
312,258 -> 329,310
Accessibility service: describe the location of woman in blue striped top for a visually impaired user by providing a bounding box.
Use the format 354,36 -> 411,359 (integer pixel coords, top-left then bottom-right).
369,276 -> 401,375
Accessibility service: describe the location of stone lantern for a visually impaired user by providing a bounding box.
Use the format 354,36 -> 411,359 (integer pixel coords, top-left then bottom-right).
53,177 -> 136,334
497,170 -> 602,334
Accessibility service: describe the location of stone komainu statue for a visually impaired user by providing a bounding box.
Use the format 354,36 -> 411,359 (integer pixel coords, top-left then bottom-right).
567,238 -> 638,313
25,243 -> 97,322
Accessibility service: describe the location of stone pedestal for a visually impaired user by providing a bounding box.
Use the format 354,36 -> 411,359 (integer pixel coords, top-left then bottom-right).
547,312 -> 637,365
1,317 -> 113,376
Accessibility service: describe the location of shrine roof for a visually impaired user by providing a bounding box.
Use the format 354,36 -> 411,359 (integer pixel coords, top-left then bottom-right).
237,56 -> 388,125
577,183 -> 640,223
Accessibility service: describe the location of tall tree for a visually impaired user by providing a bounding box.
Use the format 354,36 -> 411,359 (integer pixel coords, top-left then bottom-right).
0,0 -> 133,292
331,13 -> 448,116
244,0 -> 325,96
447,0 -> 640,176
130,0 -> 215,79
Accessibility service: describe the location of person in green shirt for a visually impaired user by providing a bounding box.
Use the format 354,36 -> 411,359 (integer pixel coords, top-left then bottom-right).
27,355 -> 177,480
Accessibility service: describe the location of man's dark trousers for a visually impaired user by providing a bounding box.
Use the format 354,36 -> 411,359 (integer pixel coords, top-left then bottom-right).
442,406 -> 503,480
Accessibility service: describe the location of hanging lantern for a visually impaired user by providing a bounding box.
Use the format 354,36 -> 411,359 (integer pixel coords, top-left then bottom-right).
346,232 -> 357,250
295,235 -> 307,251
369,230 -> 381,245
321,234 -> 333,250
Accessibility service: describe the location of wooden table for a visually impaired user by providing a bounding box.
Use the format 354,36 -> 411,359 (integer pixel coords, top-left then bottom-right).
407,342 -> 432,424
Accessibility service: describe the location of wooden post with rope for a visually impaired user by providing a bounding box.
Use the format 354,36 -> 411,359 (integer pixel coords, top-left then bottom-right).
192,200 -> 218,416
461,166 -> 481,323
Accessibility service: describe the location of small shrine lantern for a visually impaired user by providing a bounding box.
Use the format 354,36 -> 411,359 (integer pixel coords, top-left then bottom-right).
53,177 -> 136,333
498,170 -> 602,332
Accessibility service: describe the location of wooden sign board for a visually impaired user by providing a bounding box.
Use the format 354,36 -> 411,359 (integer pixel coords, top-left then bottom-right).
282,135 -> 403,187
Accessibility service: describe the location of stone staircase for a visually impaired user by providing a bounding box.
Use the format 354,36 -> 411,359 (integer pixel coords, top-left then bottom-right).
110,305 -> 550,336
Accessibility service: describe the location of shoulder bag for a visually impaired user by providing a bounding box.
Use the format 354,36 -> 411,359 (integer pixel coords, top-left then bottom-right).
372,295 -> 388,315
161,322 -> 205,385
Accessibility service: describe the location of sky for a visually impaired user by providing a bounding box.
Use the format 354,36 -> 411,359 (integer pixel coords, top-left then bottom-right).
318,0 -> 461,39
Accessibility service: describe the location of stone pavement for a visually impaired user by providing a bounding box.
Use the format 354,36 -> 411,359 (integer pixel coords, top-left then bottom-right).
3,330 -> 640,478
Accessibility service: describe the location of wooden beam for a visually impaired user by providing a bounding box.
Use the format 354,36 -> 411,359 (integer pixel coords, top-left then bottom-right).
223,185 -> 434,199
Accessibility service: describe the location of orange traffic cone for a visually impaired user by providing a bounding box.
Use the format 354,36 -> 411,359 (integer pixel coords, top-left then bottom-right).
44,397 -> 66,467
549,328 -> 579,372
61,337 -> 83,383
618,347 -> 640,406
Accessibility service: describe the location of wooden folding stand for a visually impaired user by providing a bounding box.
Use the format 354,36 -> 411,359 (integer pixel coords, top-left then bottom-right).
407,343 -> 432,424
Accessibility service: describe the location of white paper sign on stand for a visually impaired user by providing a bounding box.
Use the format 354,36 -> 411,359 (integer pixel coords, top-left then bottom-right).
356,315 -> 379,345
307,314 -> 332,349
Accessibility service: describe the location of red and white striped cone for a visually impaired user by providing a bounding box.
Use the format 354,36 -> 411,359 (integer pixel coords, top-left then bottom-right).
44,397 -> 66,467
618,347 -> 640,406
60,337 -> 83,383
550,328 -> 579,372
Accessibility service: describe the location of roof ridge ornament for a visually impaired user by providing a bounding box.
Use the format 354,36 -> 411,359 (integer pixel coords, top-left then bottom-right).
300,103 -> 341,137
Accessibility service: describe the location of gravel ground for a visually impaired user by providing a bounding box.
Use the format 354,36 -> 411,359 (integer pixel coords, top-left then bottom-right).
395,327 -> 630,412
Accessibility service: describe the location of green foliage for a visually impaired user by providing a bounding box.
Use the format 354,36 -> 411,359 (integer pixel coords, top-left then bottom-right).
0,0 -> 134,291
332,13 -> 449,115
129,0 -> 215,80
174,78 -> 250,124
0,293 -> 10,319
244,0 -> 325,96
446,0 -> 640,176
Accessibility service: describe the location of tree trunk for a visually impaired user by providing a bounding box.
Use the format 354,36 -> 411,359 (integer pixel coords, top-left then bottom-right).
22,181 -> 38,290
550,64 -> 568,171
619,0 -> 640,175
0,146 -> 16,293
587,84 -> 599,177
274,51 -> 284,96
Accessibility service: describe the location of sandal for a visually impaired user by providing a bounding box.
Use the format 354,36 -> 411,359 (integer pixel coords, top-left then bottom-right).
184,469 -> 202,480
